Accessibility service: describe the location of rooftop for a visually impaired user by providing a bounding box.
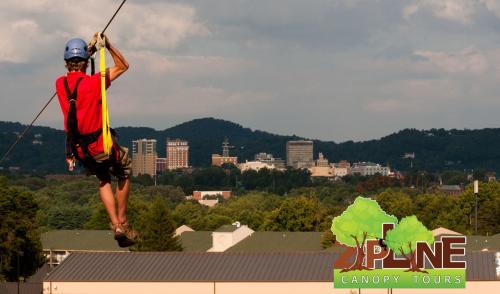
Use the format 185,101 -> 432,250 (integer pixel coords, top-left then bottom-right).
179,231 -> 212,252
466,234 -> 500,251
41,230 -> 128,252
45,252 -> 338,282
226,232 -> 324,252
44,251 -> 499,282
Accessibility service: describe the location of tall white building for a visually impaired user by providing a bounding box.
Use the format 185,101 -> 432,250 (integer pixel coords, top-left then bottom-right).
166,139 -> 189,170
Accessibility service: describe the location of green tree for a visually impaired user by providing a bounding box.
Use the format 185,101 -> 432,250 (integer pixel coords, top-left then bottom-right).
459,181 -> 500,235
376,189 -> 415,219
321,229 -> 336,249
0,178 -> 44,281
385,215 -> 434,273
261,196 -> 326,231
172,201 -> 207,229
196,214 -> 232,231
206,192 -> 281,230
414,193 -> 467,233
331,196 -> 397,271
133,197 -> 182,251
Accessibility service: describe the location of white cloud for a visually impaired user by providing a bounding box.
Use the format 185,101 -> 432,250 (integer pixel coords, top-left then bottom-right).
127,50 -> 252,78
117,2 -> 209,50
0,0 -> 207,63
414,47 -> 489,75
404,0 -> 477,24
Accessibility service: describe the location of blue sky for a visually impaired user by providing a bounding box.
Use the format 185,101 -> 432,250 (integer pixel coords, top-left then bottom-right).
2,0 -> 500,142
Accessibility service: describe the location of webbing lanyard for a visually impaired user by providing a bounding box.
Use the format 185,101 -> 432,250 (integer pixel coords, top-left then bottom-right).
99,37 -> 113,156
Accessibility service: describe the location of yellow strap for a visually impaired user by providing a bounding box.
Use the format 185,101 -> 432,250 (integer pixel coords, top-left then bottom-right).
100,46 -> 113,155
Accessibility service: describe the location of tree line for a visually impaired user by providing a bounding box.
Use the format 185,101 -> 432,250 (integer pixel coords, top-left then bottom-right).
0,167 -> 499,281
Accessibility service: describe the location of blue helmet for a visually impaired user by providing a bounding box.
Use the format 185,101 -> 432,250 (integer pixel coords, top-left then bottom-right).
64,38 -> 89,60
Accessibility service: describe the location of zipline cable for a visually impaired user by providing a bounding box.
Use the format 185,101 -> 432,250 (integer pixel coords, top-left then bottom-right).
0,0 -> 127,165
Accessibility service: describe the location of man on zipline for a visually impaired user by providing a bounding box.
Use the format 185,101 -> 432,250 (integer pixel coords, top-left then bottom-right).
55,33 -> 136,247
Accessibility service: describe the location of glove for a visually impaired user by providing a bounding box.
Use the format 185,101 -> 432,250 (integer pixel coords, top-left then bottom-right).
66,156 -> 76,172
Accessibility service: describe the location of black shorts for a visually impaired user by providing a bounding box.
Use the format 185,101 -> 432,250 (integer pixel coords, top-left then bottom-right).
83,144 -> 132,182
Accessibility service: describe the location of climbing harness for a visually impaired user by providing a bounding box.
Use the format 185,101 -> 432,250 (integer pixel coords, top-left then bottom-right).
63,77 -> 102,164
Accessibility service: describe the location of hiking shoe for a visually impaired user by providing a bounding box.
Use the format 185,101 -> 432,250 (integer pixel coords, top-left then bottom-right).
121,221 -> 137,240
110,222 -> 136,248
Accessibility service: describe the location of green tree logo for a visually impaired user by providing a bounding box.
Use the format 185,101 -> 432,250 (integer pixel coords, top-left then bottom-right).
331,197 -> 397,272
385,215 -> 434,273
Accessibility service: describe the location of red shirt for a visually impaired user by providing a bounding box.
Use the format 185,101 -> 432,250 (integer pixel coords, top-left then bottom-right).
56,71 -> 110,158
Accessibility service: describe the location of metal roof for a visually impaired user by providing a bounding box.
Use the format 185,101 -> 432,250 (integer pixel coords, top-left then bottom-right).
466,235 -> 500,251
465,251 -> 498,281
179,231 -> 213,252
226,232 -> 324,252
44,251 -> 499,282
45,252 -> 338,282
41,230 -> 128,252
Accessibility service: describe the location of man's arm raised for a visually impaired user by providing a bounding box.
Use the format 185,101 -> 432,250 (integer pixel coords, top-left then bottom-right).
103,34 -> 129,82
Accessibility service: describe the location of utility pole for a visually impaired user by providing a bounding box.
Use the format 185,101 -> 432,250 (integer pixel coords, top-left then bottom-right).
17,253 -> 19,294
16,251 -> 23,294
474,180 -> 479,235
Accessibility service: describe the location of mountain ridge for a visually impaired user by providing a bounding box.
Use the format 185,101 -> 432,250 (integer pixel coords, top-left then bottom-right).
1,118 -> 500,173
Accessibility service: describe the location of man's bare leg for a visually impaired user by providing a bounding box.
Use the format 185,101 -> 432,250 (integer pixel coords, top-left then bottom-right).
116,178 -> 130,224
99,181 -> 119,225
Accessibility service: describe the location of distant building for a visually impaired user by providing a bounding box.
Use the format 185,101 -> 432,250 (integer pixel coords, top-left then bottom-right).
211,154 -> 238,167
174,225 -> 194,237
212,138 -> 238,166
351,162 -> 390,176
156,158 -> 167,174
239,160 -> 275,172
315,152 -> 329,167
332,160 -> 350,177
436,184 -> 464,196
187,191 -> 231,207
286,140 -> 313,169
486,172 -> 496,181
309,153 -> 333,178
255,153 -> 286,169
166,138 -> 189,170
132,139 -> 157,176
192,191 -> 231,201
208,223 -> 254,252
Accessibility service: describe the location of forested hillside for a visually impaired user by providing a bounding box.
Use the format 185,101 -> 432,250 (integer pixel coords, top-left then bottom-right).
2,119 -> 500,173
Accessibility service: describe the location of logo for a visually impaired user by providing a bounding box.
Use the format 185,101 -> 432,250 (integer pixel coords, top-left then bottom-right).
332,197 -> 466,289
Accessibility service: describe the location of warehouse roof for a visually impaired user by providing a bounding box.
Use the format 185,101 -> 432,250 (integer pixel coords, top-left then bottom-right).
45,251 -> 499,282
466,235 -> 500,251
45,252 -> 338,282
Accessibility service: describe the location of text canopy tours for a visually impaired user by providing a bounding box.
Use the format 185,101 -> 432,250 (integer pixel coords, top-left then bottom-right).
332,197 -> 466,289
